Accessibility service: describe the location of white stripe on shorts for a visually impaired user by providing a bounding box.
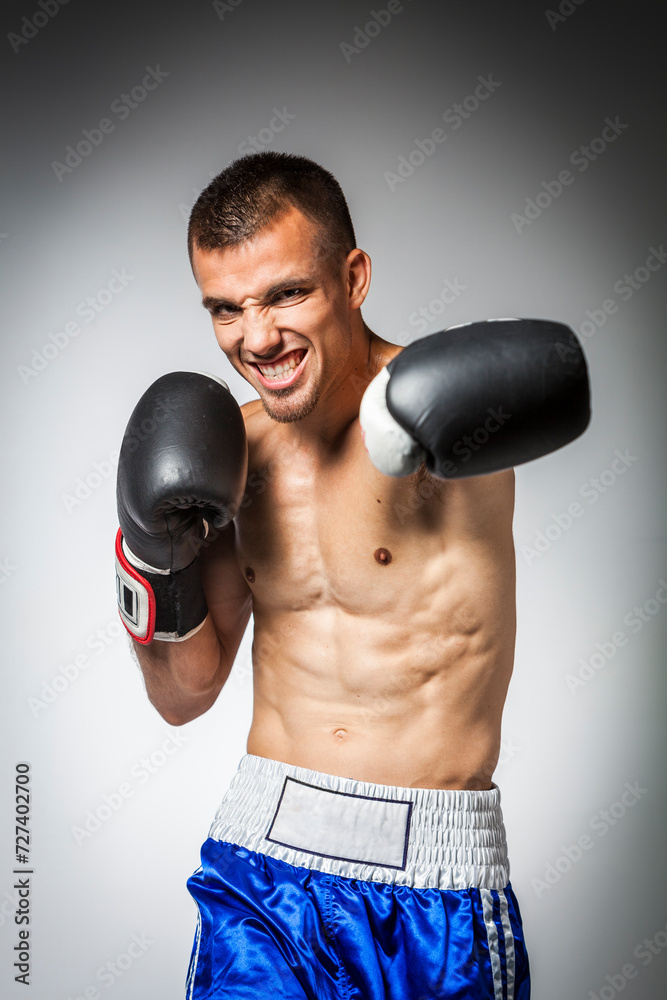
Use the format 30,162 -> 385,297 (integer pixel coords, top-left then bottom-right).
481,888 -> 503,1000
481,887 -> 516,1000
498,887 -> 516,1000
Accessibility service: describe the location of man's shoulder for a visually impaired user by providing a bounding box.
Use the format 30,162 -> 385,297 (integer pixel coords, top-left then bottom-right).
240,398 -> 264,420
239,398 -> 271,452
377,340 -> 404,369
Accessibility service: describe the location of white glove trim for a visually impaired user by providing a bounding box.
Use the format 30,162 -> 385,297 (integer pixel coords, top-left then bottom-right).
358,365 -> 427,478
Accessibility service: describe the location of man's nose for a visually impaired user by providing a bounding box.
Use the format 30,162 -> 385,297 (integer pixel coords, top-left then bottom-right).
241,306 -> 282,358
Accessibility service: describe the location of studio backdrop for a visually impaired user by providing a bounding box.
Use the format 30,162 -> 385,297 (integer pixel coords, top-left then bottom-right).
1,1 -> 665,998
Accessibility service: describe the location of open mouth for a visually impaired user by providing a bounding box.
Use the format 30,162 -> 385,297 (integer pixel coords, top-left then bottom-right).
250,348 -> 308,388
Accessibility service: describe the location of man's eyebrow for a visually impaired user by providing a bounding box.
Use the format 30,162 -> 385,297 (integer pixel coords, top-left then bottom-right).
201,276 -> 313,313
202,295 -> 236,313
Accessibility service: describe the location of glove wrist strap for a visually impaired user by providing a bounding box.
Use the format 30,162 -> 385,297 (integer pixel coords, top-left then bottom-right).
114,529 -> 209,643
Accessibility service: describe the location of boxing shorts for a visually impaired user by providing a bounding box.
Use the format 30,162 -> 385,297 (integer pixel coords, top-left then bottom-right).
186,754 -> 530,999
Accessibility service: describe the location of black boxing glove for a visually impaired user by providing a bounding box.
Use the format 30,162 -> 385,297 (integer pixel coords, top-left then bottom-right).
115,371 -> 247,643
359,318 -> 590,479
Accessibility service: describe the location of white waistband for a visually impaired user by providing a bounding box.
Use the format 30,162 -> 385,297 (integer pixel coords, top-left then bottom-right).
208,755 -> 510,890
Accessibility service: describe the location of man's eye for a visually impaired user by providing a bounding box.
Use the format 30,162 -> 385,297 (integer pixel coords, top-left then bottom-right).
215,304 -> 239,317
278,288 -> 302,301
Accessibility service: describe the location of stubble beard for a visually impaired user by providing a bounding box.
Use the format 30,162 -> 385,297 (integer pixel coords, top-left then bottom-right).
259,380 -> 321,424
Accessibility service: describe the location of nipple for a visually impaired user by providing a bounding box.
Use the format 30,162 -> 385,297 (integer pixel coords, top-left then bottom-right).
374,547 -> 392,565
245,567 -> 255,583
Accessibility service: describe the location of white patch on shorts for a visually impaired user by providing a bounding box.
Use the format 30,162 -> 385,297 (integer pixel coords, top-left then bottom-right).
267,776 -> 412,869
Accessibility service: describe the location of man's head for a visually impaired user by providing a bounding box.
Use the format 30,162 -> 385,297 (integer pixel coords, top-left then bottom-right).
188,151 -> 357,279
189,153 -> 371,426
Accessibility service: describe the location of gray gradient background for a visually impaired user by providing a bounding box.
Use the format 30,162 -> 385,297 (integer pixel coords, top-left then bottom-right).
1,0 -> 666,997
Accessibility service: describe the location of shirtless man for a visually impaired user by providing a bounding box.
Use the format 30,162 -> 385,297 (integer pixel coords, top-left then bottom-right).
114,152 -> 589,999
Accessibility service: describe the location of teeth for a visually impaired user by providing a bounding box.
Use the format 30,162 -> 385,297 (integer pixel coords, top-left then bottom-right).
257,352 -> 302,379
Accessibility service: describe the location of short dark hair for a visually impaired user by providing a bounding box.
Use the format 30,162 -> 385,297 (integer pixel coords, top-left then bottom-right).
187,152 -> 357,272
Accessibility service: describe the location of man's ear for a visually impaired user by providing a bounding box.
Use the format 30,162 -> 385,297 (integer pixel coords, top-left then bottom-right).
346,248 -> 371,310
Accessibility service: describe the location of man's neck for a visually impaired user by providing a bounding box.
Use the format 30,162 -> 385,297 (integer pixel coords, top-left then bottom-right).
282,325 -> 394,452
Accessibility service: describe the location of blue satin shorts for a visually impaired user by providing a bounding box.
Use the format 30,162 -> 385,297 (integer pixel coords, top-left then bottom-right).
186,754 -> 530,999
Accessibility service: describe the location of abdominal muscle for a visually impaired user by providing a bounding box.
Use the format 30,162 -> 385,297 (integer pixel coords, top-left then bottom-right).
245,584 -> 516,791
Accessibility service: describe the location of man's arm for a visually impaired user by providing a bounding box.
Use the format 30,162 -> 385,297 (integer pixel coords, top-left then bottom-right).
130,522 -> 253,726
115,372 -> 250,723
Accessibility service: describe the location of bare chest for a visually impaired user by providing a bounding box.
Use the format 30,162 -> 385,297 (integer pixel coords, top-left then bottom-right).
235,422 -> 448,615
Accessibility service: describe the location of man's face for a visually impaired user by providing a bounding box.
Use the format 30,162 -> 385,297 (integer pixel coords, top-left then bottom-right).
192,206 -> 356,424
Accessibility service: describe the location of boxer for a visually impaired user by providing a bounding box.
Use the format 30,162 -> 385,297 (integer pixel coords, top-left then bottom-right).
115,152 -> 590,999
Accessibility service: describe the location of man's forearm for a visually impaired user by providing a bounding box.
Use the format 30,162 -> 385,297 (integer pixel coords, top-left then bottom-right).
130,612 -> 232,725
